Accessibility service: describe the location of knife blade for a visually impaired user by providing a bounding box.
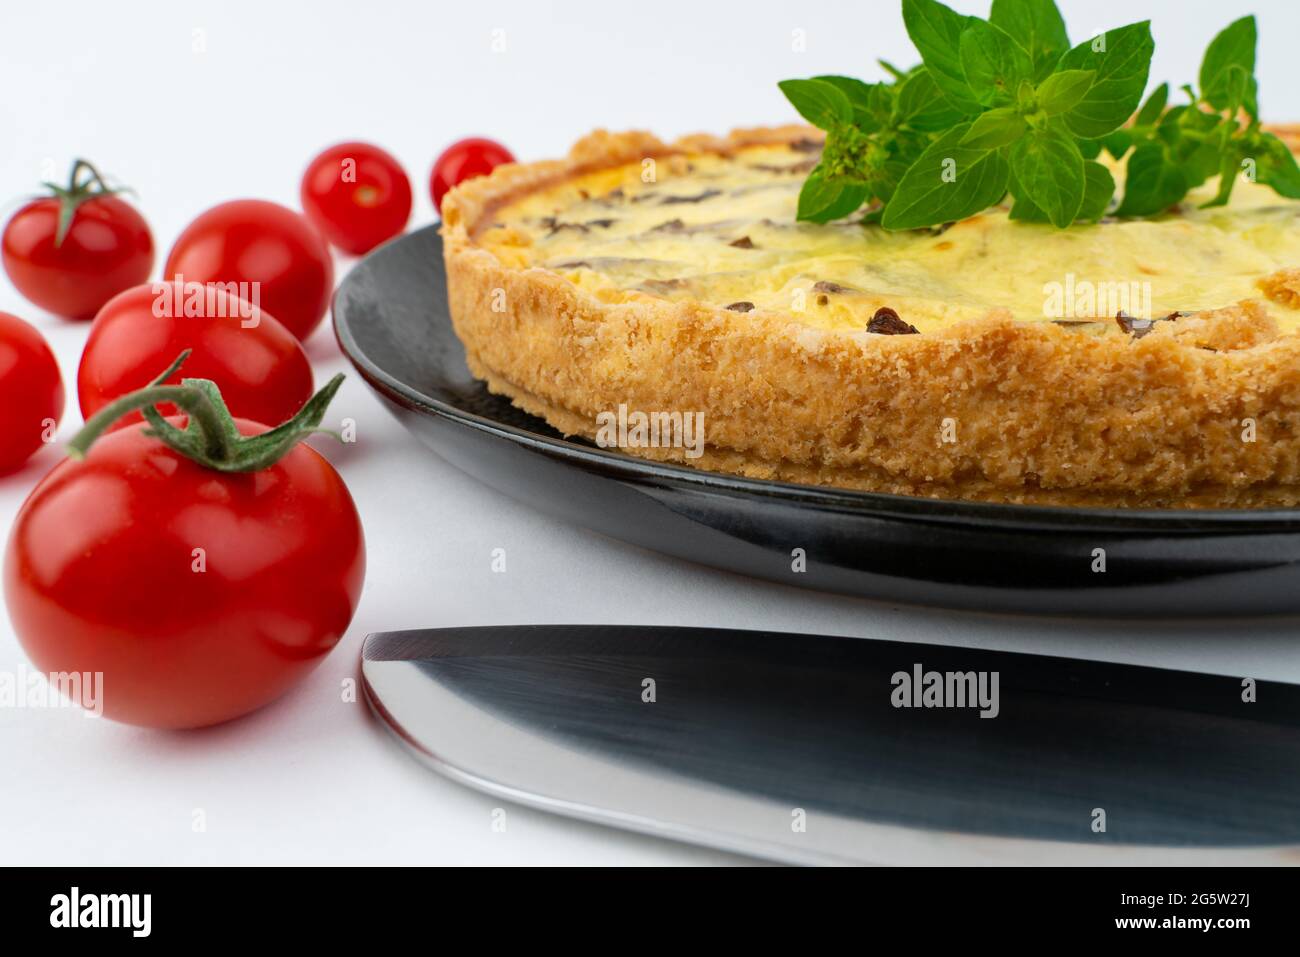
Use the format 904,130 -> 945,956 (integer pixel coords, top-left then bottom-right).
361,625 -> 1300,865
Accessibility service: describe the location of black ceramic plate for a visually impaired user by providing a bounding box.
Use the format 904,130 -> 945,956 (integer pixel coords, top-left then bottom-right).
334,225 -> 1300,617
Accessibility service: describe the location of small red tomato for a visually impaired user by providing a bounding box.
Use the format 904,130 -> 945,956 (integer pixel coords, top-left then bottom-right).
2,160 -> 154,320
5,375 -> 365,729
78,281 -> 314,428
301,142 -> 412,254
164,200 -> 334,341
0,312 -> 64,472
429,137 -> 516,213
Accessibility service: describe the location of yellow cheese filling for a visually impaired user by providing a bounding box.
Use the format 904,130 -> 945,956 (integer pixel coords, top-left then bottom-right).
479,142 -> 1300,334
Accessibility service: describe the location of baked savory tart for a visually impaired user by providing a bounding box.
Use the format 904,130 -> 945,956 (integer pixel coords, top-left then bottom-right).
441,125 -> 1300,508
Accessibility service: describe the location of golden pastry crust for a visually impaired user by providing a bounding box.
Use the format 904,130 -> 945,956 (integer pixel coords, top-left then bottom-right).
1259,268 -> 1300,309
441,126 -> 1300,509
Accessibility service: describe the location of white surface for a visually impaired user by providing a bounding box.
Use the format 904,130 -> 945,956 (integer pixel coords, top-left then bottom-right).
2,0 -> 1299,866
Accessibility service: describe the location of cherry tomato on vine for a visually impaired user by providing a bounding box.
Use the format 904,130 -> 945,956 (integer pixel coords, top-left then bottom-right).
0,312 -> 64,472
5,367 -> 365,729
78,281 -> 313,429
2,160 -> 153,320
429,137 -> 516,213
163,200 -> 333,341
301,142 -> 412,254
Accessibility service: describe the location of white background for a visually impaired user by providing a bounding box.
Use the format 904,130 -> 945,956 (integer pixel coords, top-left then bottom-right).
2,0 -> 1299,866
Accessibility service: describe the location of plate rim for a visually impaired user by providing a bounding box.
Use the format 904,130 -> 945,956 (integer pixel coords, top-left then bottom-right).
333,224 -> 1300,534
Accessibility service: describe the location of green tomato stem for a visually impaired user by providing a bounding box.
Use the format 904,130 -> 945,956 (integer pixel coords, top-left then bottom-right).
66,351 -> 347,473
45,157 -> 133,247
68,384 -> 232,462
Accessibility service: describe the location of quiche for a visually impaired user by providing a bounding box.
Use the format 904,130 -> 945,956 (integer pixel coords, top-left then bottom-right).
440,126 -> 1300,508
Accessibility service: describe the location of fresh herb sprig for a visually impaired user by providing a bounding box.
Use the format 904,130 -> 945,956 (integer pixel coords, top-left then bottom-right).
779,0 -> 1300,231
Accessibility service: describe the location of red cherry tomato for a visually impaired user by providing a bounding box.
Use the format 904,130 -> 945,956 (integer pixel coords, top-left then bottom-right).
301,142 -> 412,254
429,137 -> 515,213
5,416 -> 365,729
78,281 -> 314,429
2,161 -> 153,321
0,312 -> 64,472
163,200 -> 334,341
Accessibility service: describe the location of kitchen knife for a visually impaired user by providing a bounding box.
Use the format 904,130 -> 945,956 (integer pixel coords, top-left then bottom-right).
361,625 -> 1300,865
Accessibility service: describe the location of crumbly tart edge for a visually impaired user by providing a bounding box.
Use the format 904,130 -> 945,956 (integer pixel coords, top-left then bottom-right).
441,125 -> 1300,509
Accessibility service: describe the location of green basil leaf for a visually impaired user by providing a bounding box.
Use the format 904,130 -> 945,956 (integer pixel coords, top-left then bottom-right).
1007,194 -> 1046,222
1158,102 -> 1219,147
813,75 -> 887,131
895,67 -> 966,131
1055,21 -> 1154,139
1100,129 -> 1134,159
1036,69 -> 1095,115
1244,76 -> 1260,121
1077,161 -> 1117,220
1155,103 -> 1188,142
1016,159 -> 1112,224
989,0 -> 1070,82
868,84 -> 898,125
1200,145 -> 1246,209
1007,165 -> 1048,222
1161,110 -> 1230,188
960,106 -> 1028,149
881,123 -> 1011,230
1184,139 -> 1229,189
901,0 -> 982,115
778,78 -> 854,129
796,167 -> 869,223
1076,138 -> 1103,160
960,19 -> 1035,106
1219,65 -> 1251,118
1135,82 -> 1168,126
878,59 -> 913,81
1251,132 -> 1300,200
870,157 -> 918,207
1009,126 -> 1085,227
1116,142 -> 1190,217
1200,16 -> 1257,113
886,130 -> 934,190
